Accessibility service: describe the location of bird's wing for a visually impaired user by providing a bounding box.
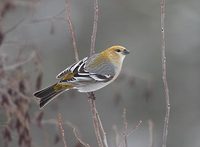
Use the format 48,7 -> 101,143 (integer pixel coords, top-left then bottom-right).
56,57 -> 88,79
56,55 -> 113,83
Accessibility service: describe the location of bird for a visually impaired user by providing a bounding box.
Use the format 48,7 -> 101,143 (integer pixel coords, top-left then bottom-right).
33,45 -> 129,108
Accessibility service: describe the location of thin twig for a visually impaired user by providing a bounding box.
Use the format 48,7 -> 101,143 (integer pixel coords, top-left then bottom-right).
65,121 -> 90,147
96,108 -> 108,147
122,108 -> 128,147
72,127 -> 90,147
90,0 -> 99,56
113,125 -> 120,147
57,113 -> 68,147
160,0 -> 170,147
30,9 -> 65,23
88,96 -> 104,147
118,120 -> 142,147
63,0 -> 106,146
126,120 -> 142,137
4,17 -> 26,34
3,51 -> 36,71
88,0 -> 107,147
148,120 -> 154,147
65,0 -> 79,62
38,119 -> 90,147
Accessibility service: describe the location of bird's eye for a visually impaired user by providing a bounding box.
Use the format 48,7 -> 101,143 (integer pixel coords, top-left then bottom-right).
115,49 -> 121,52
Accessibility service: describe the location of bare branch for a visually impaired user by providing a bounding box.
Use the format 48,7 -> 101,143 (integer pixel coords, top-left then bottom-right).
65,0 -> 79,62
90,0 -> 99,56
3,51 -> 36,71
64,121 -> 90,147
96,113 -> 108,147
63,0 -> 106,146
148,120 -> 154,147
113,125 -> 120,147
160,0 -> 170,147
122,108 -> 128,147
117,117 -> 142,147
88,96 -> 104,147
72,127 -> 90,147
87,0 -> 108,146
30,9 -> 65,23
39,119 -> 90,147
57,113 -> 68,147
118,109 -> 142,147
4,17 -> 26,34
127,120 -> 142,137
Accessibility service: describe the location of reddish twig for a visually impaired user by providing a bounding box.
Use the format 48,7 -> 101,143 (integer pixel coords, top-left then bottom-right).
122,108 -> 128,147
57,113 -> 68,147
72,127 -> 90,147
30,9 -> 65,23
3,51 -> 36,71
96,113 -> 108,147
118,109 -> 142,147
160,0 -> 170,147
65,0 -> 79,62
88,0 -> 107,147
88,94 -> 104,147
88,0 -> 107,146
90,0 -> 99,56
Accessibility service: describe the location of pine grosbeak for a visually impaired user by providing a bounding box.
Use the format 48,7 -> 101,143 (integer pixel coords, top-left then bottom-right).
34,45 -> 129,108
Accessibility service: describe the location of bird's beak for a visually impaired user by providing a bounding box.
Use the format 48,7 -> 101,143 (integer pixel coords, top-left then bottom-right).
122,49 -> 130,55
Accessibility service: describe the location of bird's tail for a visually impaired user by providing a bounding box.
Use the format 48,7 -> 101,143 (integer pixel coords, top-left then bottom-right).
33,83 -> 73,108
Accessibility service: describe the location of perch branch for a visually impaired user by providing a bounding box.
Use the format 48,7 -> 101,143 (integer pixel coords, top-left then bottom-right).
64,0 -> 106,146
88,93 -> 104,147
88,0 -> 108,146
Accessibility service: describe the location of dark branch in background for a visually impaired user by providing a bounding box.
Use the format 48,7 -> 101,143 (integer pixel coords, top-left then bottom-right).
0,2 -> 29,47
160,0 -> 170,147
0,0 -> 11,46
4,17 -> 26,35
65,0 -> 79,62
0,48 -> 42,147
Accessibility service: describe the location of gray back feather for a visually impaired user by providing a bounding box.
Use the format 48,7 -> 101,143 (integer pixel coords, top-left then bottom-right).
85,54 -> 116,76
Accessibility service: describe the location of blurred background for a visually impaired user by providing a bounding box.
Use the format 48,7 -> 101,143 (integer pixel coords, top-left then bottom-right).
0,0 -> 200,147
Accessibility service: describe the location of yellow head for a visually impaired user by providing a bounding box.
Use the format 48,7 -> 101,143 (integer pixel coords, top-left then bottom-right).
106,45 -> 129,55
101,45 -> 129,64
